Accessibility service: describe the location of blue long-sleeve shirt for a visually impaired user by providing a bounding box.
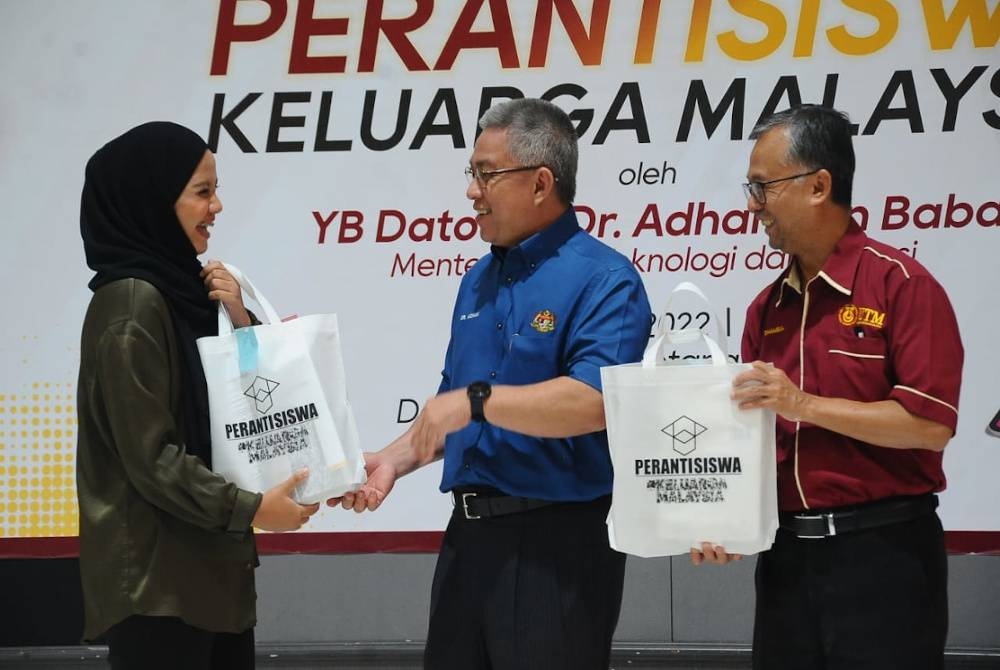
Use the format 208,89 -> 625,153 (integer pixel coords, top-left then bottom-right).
438,207 -> 652,501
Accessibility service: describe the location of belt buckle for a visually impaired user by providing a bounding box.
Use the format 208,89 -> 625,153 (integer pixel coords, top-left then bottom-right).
796,512 -> 836,538
461,492 -> 480,520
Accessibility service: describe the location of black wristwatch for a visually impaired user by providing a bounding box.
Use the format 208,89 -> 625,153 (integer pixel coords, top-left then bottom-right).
467,381 -> 492,423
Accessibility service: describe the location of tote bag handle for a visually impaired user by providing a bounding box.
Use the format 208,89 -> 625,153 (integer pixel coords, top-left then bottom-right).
215,262 -> 282,334
642,281 -> 729,368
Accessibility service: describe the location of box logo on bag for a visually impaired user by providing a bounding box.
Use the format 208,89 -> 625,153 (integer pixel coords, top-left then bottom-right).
662,414 -> 706,456
243,375 -> 280,413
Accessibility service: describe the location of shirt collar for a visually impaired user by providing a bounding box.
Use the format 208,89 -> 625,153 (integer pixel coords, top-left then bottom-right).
490,207 -> 579,270
773,265 -> 801,306
775,218 -> 868,306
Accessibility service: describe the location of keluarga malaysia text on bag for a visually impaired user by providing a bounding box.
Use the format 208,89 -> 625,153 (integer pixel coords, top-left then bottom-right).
600,282 -> 777,557
196,264 -> 366,505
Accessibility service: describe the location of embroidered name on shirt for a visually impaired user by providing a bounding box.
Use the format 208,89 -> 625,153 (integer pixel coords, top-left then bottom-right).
531,310 -> 556,333
763,325 -> 785,336
838,304 -> 885,329
459,311 -> 480,321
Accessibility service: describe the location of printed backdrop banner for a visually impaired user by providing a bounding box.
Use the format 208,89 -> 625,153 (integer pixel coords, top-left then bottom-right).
1,1 -> 998,555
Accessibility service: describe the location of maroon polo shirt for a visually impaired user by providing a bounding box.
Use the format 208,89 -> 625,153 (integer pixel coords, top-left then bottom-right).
742,221 -> 963,511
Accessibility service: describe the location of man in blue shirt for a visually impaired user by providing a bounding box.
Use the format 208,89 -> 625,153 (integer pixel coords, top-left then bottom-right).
333,98 -> 651,669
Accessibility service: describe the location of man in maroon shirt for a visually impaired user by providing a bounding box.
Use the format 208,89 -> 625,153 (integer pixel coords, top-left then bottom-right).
694,105 -> 963,670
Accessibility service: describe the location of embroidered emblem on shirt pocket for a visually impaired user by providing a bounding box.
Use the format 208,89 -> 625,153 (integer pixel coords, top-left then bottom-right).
838,304 -> 886,329
530,310 -> 556,333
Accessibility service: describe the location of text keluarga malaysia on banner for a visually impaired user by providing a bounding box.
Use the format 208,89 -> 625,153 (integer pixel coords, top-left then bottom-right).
0,0 -> 997,555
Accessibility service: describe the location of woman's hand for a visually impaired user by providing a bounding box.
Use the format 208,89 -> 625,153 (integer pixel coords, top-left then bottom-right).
253,468 -> 320,532
201,260 -> 251,327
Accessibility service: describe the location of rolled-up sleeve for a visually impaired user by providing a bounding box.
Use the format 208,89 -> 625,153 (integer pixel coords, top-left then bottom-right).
566,266 -> 652,392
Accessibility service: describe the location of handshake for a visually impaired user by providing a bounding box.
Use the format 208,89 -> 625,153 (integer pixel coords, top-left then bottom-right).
243,383 -> 478,530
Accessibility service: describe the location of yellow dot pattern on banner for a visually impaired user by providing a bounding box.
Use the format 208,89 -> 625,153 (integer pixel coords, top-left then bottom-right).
0,383 -> 79,538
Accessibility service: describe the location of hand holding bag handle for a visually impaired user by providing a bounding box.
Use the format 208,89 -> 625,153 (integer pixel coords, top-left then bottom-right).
216,262 -> 282,334
643,281 -> 729,368
214,262 -> 283,376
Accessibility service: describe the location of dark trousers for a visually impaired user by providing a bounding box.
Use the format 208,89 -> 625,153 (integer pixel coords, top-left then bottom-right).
753,512 -> 948,670
424,494 -> 626,670
105,615 -> 255,670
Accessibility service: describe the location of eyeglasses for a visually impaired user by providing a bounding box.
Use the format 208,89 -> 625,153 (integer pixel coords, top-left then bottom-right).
742,170 -> 819,205
464,165 -> 544,188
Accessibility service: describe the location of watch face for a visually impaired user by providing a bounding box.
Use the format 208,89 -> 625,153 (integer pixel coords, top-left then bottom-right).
468,381 -> 491,398
468,381 -> 490,422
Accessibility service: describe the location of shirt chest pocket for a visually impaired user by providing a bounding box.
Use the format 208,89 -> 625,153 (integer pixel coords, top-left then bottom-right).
821,333 -> 890,400
506,332 -> 561,383
827,333 -> 887,360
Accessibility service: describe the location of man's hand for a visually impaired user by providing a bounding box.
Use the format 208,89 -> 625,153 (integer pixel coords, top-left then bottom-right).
410,389 -> 471,466
732,360 -> 809,422
690,542 -> 743,566
326,451 -> 398,513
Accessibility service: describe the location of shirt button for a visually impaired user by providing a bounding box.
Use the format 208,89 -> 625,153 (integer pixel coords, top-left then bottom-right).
489,371 -> 497,379
505,276 -> 512,284
496,322 -> 503,330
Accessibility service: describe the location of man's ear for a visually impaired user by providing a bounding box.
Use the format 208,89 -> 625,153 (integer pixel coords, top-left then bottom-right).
533,167 -> 556,205
811,168 -> 833,205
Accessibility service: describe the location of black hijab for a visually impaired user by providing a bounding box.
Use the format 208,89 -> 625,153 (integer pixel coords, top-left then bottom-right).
81,121 -> 217,466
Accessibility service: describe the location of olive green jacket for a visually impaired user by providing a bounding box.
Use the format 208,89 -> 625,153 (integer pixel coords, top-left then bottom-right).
76,278 -> 263,641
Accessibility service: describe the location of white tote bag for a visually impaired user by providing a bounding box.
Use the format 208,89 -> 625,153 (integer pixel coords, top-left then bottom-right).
196,264 -> 366,504
601,282 -> 777,557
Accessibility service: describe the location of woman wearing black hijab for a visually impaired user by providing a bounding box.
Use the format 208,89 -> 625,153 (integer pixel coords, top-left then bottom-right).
76,122 -> 318,669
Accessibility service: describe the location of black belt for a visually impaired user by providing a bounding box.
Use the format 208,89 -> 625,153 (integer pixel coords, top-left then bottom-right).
780,494 -> 938,539
452,488 -> 557,520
